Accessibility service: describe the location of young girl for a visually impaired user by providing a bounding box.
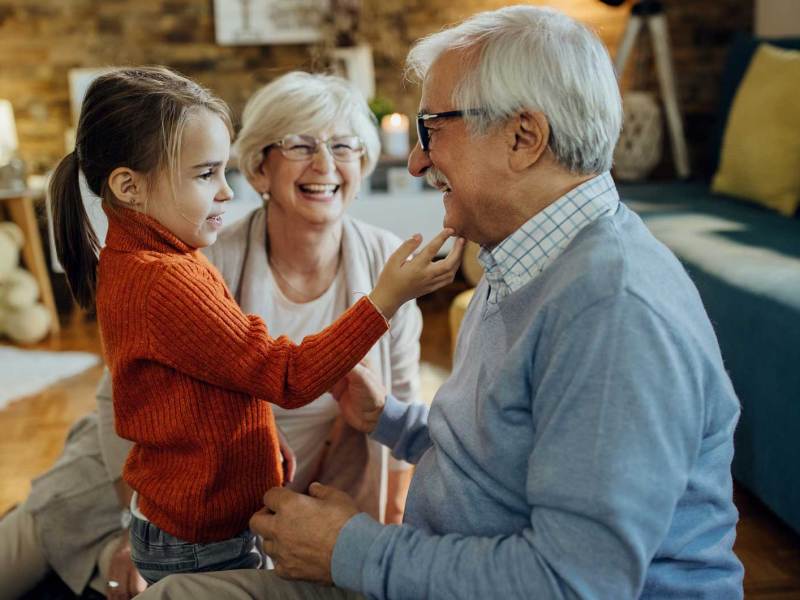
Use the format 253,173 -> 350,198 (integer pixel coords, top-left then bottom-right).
49,66 -> 463,584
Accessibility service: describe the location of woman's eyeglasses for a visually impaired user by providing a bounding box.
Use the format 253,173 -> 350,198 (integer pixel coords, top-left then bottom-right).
265,135 -> 365,162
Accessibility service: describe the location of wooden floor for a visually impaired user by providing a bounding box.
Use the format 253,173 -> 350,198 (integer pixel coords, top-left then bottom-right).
1,283 -> 799,598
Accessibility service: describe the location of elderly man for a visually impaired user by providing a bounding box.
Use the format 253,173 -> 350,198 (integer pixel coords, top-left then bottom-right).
142,5 -> 743,599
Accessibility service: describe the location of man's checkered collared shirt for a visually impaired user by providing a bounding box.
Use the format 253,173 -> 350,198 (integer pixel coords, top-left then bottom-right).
478,171 -> 620,304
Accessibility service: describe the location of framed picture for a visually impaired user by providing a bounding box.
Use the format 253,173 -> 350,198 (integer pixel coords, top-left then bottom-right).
330,45 -> 374,100
213,0 -> 329,46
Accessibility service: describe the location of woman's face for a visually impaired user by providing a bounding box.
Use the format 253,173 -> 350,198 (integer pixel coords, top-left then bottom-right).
257,125 -> 363,227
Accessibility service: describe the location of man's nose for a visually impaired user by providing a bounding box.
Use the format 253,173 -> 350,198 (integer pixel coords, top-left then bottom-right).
407,141 -> 431,177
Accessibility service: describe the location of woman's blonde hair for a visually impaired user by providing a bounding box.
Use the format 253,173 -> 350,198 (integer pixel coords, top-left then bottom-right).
234,72 -> 381,184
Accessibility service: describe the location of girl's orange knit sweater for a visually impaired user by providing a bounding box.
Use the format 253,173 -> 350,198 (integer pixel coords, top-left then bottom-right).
96,207 -> 388,543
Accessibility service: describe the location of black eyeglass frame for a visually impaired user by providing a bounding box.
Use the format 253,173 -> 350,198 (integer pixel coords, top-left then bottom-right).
416,109 -> 486,152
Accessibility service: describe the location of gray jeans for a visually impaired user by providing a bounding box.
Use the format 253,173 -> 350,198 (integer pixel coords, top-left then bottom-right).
129,515 -> 263,584
138,569 -> 365,600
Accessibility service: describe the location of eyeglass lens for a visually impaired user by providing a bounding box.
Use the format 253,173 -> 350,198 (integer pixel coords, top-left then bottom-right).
416,119 -> 429,152
279,135 -> 363,161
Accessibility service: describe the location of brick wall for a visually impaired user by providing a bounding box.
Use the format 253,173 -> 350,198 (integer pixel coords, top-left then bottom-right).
0,0 -> 751,176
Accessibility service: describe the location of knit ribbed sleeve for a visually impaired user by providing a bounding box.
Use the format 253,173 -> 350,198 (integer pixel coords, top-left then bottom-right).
144,258 -> 388,408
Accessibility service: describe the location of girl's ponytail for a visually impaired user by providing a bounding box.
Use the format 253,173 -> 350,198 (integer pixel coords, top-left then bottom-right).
50,150 -> 99,310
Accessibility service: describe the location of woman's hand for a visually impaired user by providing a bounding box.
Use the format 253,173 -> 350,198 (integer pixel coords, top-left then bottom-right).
276,426 -> 297,484
106,532 -> 147,599
331,362 -> 387,433
369,230 -> 465,319
385,468 -> 413,524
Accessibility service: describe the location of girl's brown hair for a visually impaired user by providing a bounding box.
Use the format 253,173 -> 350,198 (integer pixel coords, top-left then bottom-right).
49,66 -> 232,309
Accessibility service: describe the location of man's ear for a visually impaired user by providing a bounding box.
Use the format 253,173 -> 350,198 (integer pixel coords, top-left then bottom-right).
507,111 -> 550,172
107,167 -> 145,209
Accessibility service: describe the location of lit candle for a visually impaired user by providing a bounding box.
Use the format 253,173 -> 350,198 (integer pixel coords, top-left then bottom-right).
380,113 -> 410,158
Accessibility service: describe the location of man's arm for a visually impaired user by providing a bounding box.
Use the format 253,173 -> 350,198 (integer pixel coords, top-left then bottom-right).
258,294 -> 707,598
334,366 -> 432,464
384,295 -> 424,521
332,295 -> 705,599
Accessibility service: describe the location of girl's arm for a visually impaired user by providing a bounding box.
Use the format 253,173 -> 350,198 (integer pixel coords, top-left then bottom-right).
145,263 -> 387,409
141,232 -> 463,410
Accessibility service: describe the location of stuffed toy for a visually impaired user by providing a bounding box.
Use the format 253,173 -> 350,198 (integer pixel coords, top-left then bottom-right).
0,221 -> 51,344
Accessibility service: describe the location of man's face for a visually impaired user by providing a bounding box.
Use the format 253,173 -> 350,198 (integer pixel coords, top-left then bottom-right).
408,51 -> 508,245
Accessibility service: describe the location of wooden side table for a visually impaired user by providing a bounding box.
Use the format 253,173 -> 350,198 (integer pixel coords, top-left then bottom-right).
0,188 -> 60,335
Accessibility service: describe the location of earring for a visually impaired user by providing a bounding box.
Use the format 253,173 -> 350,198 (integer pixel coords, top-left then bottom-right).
261,191 -> 271,202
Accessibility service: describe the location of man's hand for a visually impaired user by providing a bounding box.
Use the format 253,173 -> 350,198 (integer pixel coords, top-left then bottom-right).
331,362 -> 387,433
250,483 -> 360,584
106,532 -> 147,599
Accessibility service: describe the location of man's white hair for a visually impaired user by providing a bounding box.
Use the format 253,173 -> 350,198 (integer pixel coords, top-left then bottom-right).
234,71 -> 381,184
406,5 -> 622,174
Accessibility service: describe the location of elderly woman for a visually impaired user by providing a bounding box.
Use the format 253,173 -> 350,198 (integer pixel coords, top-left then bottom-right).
211,71 -> 420,520
0,71 -> 421,600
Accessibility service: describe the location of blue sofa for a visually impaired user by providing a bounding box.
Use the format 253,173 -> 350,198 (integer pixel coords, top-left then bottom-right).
616,32 -> 800,535
618,182 -> 800,535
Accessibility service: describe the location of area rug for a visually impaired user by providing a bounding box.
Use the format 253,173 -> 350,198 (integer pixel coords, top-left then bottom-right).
0,346 -> 100,410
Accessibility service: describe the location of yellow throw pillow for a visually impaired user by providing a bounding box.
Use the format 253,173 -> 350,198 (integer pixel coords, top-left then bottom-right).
712,44 -> 800,216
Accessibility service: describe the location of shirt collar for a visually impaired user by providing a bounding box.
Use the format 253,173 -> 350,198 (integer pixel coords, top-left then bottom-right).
478,171 -> 619,302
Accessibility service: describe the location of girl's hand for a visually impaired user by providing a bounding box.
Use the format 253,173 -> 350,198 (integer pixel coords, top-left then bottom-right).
369,230 -> 465,320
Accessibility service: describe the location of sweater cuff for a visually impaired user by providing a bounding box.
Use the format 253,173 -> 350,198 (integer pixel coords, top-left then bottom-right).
331,512 -> 384,592
371,393 -> 407,447
364,294 -> 391,327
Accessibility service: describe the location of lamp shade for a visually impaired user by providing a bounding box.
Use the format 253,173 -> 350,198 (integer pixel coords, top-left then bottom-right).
0,99 -> 19,166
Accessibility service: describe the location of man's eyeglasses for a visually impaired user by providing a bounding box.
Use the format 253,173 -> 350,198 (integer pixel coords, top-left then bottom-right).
265,134 -> 365,162
416,109 -> 486,152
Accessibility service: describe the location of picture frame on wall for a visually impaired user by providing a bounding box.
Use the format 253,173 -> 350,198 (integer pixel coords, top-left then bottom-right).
213,0 -> 329,46
330,45 -> 375,100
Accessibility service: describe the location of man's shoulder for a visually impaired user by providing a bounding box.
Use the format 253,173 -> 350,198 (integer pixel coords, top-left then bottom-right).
532,204 -> 702,329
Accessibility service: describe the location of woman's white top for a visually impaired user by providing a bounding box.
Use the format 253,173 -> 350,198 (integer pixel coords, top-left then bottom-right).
265,263 -> 349,492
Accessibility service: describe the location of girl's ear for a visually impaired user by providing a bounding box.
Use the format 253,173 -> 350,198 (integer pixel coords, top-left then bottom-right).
108,167 -> 145,209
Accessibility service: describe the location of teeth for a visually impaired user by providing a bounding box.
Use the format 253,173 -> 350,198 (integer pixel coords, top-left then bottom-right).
300,184 -> 338,193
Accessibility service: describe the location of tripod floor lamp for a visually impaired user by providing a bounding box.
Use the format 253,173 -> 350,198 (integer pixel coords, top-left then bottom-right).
611,0 -> 691,178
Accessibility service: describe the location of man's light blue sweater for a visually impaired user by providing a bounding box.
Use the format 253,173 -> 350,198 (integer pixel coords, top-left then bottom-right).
332,202 -> 744,599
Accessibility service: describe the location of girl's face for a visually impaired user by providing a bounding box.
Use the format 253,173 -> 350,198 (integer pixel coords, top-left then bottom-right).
145,109 -> 234,249
256,125 -> 363,227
